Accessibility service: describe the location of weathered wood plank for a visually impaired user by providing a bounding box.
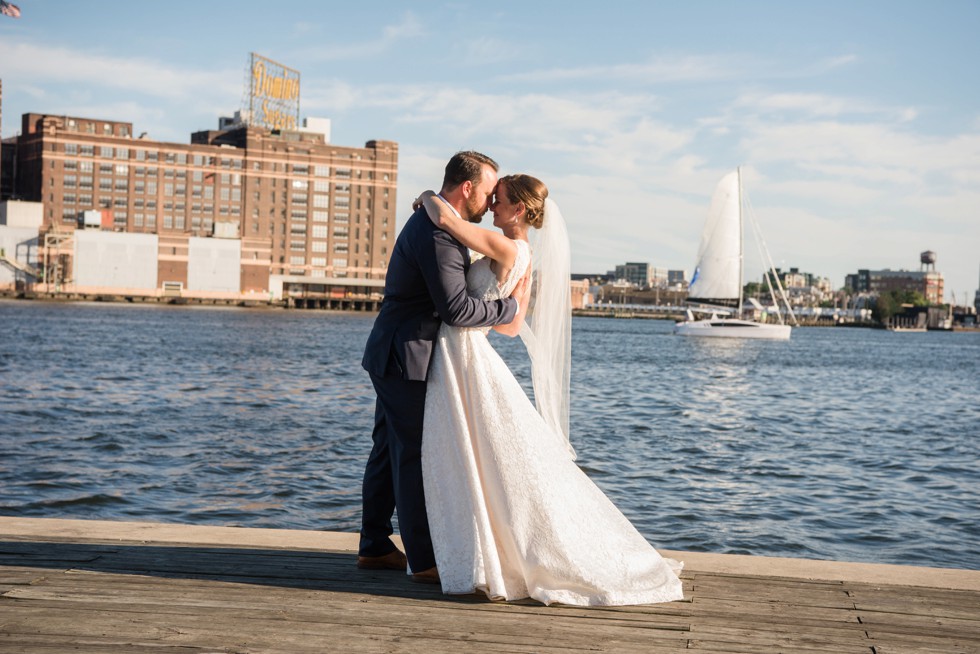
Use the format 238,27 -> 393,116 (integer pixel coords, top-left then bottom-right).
0,606 -> 691,653
0,639 -> 219,654
1,590 -> 692,639
1,522 -> 979,654
2,592 -> 691,639
868,635 -> 980,654
685,596 -> 865,625
0,597 -> 845,652
870,644 -> 979,654
683,624 -> 874,653
15,571 -> 695,634
1,569 -> 695,653
863,626 -> 980,646
850,595 -> 980,621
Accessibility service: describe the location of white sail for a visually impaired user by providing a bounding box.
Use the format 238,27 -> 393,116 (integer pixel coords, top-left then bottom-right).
675,168 -> 795,340
686,170 -> 741,304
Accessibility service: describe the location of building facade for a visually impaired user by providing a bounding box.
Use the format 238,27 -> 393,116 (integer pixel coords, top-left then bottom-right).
667,269 -> 687,287
0,200 -> 42,290
770,267 -> 834,306
613,262 -> 653,288
845,268 -> 944,305
8,112 -> 397,295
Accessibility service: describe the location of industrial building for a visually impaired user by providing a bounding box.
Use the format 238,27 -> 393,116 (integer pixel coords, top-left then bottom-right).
845,252 -> 945,305
1,107 -> 396,303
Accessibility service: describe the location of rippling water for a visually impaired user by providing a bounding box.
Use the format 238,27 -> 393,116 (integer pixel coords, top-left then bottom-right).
1,300 -> 978,570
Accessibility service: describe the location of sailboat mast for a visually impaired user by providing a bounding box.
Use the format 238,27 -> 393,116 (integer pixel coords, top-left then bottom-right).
737,166 -> 744,315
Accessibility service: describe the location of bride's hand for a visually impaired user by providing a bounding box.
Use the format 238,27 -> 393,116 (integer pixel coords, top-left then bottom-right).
418,191 -> 456,229
413,190 -> 436,213
511,269 -> 532,302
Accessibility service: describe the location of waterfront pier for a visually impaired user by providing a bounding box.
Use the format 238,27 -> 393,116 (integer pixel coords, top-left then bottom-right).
0,288 -> 382,311
1,517 -> 978,652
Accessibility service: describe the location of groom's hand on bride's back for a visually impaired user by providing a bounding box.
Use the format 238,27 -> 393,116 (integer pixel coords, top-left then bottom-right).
511,269 -> 531,303
494,271 -> 531,338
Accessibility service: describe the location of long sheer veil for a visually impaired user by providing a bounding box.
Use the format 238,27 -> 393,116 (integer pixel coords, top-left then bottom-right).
520,197 -> 575,459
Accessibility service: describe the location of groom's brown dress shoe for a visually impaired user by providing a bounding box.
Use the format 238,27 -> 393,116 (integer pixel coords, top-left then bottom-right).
410,566 -> 440,584
356,549 -> 408,571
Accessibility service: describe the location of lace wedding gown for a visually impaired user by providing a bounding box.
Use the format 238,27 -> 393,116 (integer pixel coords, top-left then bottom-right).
422,240 -> 684,606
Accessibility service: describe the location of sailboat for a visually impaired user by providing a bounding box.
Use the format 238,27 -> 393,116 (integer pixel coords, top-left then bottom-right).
674,168 -> 796,340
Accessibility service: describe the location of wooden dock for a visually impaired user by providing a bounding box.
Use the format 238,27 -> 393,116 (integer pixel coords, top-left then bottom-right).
1,517 -> 978,653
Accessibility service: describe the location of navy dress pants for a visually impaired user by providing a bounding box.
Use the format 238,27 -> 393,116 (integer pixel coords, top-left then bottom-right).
358,371 -> 436,573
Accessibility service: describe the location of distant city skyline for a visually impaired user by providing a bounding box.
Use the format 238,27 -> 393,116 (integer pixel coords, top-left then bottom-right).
2,1 -> 978,299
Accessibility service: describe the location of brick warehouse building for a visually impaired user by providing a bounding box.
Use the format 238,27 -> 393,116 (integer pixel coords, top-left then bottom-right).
4,111 -> 397,299
845,268 -> 944,305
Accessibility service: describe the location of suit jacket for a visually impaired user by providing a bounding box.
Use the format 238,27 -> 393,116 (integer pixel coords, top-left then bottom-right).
361,207 -> 518,381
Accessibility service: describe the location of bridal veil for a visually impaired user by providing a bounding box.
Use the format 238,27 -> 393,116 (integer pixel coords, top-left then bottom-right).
520,197 -> 575,458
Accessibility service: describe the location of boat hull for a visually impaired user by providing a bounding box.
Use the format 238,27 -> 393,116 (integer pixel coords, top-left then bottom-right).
673,318 -> 792,340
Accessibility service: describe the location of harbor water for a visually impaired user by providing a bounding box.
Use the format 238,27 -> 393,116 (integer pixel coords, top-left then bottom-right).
1,300 -> 977,570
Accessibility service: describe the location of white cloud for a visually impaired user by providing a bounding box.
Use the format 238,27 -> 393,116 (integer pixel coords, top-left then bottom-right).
499,55 -> 736,85
346,86 -> 683,162
291,12 -> 425,61
737,121 -> 980,184
821,54 -> 859,69
291,22 -> 320,36
731,91 -> 918,122
302,80 -> 363,114
500,51 -> 861,88
464,36 -> 526,64
356,70 -> 977,294
2,40 -> 237,101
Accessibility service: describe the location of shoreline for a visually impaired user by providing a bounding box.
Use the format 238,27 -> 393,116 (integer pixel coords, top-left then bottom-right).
0,288 -> 286,309
0,289 -> 370,312
4,290 -> 976,329
0,292 -> 887,328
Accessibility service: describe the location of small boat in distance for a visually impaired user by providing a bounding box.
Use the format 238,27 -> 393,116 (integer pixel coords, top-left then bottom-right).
886,325 -> 927,333
674,168 -> 796,340
674,312 -> 792,339
885,314 -> 928,332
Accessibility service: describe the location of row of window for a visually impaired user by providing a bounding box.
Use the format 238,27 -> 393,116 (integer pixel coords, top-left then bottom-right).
58,162 -> 384,202
60,206 -> 378,243
58,167 -> 379,205
281,262 -> 390,276
57,208 -> 200,232
63,162 -> 132,175
57,193 -> 374,230
63,119 -> 130,138
57,186 -> 359,213
60,144 -> 383,181
61,194 -> 242,216
289,256 -> 351,268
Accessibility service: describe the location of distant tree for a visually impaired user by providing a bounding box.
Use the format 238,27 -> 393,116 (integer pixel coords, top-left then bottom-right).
743,282 -> 763,298
897,289 -> 928,306
872,292 -> 898,323
871,289 -> 928,323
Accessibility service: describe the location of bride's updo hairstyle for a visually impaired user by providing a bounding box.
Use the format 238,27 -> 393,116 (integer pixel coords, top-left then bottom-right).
500,174 -> 548,229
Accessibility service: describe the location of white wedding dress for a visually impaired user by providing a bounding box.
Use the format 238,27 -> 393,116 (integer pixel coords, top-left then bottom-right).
422,240 -> 683,606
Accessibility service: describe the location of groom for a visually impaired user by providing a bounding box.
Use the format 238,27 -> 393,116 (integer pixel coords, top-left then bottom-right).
358,151 -> 525,582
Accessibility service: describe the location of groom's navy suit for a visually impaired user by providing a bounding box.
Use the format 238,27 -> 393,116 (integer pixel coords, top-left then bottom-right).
360,206 -> 517,572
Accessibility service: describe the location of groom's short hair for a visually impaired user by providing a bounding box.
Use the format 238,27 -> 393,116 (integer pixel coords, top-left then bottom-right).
443,151 -> 499,192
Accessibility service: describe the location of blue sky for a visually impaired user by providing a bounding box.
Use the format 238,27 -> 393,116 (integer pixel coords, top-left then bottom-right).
2,1 -> 978,300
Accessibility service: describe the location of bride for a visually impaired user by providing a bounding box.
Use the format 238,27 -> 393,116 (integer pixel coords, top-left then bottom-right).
416,175 -> 683,606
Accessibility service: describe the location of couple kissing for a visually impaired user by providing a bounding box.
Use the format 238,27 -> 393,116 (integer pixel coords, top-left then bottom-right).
358,150 -> 683,606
